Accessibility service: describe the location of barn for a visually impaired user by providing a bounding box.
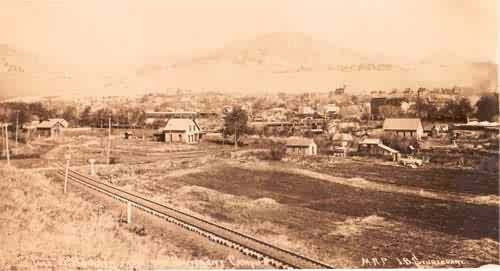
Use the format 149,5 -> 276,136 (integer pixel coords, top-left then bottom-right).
383,118 -> 424,140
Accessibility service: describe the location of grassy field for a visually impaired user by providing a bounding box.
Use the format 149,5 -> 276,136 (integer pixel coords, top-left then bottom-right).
0,165 -> 266,269
4,132 -> 498,268
94,158 -> 499,268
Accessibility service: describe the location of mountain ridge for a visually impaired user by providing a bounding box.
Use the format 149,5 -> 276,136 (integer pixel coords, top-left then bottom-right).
0,33 -> 497,98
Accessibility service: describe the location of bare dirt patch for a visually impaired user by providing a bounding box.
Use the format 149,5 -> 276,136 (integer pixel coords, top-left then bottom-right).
328,215 -> 397,238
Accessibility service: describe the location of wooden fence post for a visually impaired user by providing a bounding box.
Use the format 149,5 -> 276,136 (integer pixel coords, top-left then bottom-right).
127,202 -> 132,224
64,154 -> 71,193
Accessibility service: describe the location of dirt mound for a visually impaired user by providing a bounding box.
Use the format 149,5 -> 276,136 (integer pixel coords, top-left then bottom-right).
166,167 -> 205,178
329,215 -> 395,237
348,177 -> 367,183
175,185 -> 234,202
470,195 -> 500,206
252,197 -> 280,208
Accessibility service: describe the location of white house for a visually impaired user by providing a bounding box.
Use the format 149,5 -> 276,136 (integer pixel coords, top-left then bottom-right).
159,118 -> 202,144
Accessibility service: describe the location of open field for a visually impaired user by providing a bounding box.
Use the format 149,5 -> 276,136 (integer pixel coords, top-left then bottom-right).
8,131 -> 229,169
287,156 -> 499,196
5,132 -> 499,268
90,158 -> 499,268
1,141 -> 57,168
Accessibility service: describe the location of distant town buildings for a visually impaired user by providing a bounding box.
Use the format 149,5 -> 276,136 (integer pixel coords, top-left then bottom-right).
299,106 -> 315,115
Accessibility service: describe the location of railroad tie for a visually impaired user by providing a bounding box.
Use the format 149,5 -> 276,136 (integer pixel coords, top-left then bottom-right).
57,169 -> 334,270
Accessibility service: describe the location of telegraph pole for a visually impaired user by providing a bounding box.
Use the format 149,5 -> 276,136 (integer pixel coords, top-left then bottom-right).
417,88 -> 425,119
107,116 -> 111,164
1,124 -> 4,158
5,125 -> 10,166
234,126 -> 238,149
15,111 -> 19,153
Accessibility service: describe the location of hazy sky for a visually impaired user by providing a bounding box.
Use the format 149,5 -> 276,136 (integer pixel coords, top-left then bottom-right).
1,0 -> 497,66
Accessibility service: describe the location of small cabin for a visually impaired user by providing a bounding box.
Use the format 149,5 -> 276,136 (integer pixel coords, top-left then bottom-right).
36,119 -> 68,137
285,137 -> 318,156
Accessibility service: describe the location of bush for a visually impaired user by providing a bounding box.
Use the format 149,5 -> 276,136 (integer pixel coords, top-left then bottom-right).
314,136 -> 332,154
109,156 -> 119,164
267,142 -> 287,161
477,156 -> 499,173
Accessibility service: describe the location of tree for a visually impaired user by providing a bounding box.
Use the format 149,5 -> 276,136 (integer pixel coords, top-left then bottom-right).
93,108 -> 113,127
476,94 -> 499,121
439,98 -> 473,122
29,102 -> 51,120
267,141 -> 287,160
223,106 -> 248,147
79,106 -> 92,126
115,107 -> 130,126
420,101 -> 438,120
129,108 -> 146,127
62,106 -> 78,126
379,105 -> 402,118
456,98 -> 473,121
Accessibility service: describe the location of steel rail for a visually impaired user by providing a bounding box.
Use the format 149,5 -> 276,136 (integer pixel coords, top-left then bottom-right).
54,163 -> 333,269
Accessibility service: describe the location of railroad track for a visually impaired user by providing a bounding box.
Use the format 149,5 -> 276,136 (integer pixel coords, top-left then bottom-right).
54,163 -> 333,269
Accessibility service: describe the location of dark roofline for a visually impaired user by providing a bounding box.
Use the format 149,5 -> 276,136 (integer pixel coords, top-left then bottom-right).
286,144 -> 312,148
384,128 -> 420,131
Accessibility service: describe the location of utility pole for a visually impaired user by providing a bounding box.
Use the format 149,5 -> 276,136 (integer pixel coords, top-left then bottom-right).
5,125 -> 10,167
15,111 -> 19,154
107,116 -> 111,164
417,88 -> 424,119
1,124 -> 4,158
234,126 -> 238,149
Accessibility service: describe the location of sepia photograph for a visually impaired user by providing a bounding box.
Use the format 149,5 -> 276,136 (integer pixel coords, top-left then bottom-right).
0,0 -> 498,269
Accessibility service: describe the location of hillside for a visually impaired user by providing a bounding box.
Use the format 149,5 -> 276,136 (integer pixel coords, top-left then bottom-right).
131,32 -> 498,94
0,33 -> 497,98
0,165 -> 236,269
